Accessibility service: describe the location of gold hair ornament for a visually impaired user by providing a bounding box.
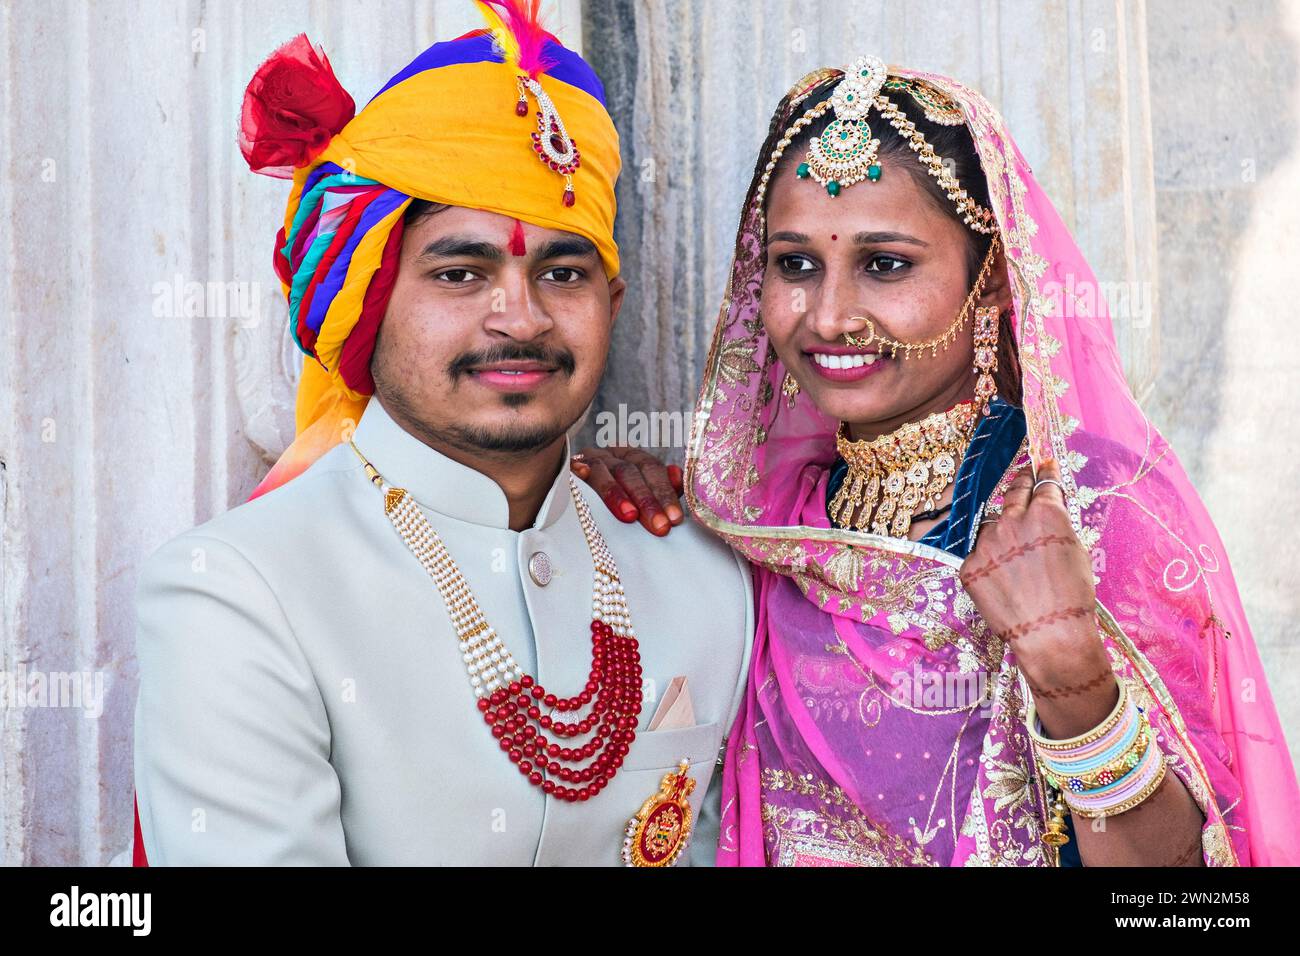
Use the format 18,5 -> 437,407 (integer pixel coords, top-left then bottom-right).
754,57 -> 997,236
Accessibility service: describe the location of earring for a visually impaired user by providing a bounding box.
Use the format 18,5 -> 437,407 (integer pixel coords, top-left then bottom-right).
782,371 -> 801,409
973,305 -> 999,415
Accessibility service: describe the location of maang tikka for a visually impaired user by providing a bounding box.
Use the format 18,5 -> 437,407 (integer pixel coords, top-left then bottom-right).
797,55 -> 888,195
753,55 -> 997,235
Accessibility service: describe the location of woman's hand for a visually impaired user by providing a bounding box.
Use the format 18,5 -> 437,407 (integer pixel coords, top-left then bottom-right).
959,458 -> 1115,737
570,446 -> 685,537
965,458 -> 1209,865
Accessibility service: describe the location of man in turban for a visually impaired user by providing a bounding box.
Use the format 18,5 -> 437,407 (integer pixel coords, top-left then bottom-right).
131,1 -> 753,866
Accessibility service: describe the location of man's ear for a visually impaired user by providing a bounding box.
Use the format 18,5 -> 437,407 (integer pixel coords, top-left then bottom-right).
607,275 -> 627,327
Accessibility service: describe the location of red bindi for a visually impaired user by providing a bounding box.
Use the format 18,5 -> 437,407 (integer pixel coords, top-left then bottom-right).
509,219 -> 527,257
831,234 -> 838,241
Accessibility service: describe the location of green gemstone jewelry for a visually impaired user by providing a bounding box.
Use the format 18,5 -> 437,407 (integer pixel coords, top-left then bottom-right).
802,55 -> 886,195
752,57 -> 997,235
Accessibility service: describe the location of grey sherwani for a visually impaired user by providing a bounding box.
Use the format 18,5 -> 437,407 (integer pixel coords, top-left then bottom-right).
132,397 -> 753,865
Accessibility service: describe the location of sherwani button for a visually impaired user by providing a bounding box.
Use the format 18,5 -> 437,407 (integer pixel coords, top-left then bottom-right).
528,551 -> 553,586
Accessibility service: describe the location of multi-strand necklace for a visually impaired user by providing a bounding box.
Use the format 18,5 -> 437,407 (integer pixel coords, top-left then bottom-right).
350,441 -> 644,803
828,401 -> 979,537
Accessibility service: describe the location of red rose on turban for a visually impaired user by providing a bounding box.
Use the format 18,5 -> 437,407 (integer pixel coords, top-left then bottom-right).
239,34 -> 355,179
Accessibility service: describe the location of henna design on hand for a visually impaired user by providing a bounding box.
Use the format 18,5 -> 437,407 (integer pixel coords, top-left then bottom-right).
962,533 -> 1078,586
999,605 -> 1095,643
1028,668 -> 1115,700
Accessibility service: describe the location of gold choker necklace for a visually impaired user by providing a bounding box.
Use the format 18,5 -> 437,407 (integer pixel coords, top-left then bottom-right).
829,401 -> 979,537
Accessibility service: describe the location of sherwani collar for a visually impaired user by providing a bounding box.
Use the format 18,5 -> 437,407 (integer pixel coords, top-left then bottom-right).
349,396 -> 572,531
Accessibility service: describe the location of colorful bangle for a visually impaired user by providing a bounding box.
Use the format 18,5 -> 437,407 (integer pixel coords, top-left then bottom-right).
1043,730 -> 1149,792
1062,729 -> 1166,818
1029,673 -> 1166,816
1045,708 -> 1142,773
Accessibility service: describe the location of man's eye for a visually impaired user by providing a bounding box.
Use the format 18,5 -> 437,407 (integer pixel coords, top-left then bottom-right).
435,268 -> 478,283
866,255 -> 909,274
541,266 -> 583,282
777,254 -> 817,274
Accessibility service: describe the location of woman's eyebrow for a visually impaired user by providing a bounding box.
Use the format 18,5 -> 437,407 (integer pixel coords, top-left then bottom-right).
766,230 -> 929,247
853,230 -> 928,247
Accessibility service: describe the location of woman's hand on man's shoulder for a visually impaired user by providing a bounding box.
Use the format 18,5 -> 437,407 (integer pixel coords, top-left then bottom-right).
570,445 -> 684,537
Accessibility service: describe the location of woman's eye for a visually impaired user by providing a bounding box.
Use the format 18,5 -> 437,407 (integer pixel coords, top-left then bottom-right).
777,254 -> 818,275
866,255 -> 909,274
435,268 -> 478,283
541,266 -> 583,283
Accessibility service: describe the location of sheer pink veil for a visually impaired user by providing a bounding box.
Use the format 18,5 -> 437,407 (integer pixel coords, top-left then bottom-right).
686,66 -> 1300,865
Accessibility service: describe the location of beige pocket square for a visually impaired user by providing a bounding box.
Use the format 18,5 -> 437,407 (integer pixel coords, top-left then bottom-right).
648,676 -> 695,731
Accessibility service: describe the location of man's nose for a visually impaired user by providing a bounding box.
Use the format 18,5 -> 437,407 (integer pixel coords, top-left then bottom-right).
484,271 -> 555,339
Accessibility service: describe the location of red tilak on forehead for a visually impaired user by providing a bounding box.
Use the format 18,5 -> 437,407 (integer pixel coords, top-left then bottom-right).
509,219 -> 527,256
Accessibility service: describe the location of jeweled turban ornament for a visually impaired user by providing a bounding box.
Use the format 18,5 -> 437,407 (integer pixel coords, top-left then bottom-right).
482,0 -> 582,206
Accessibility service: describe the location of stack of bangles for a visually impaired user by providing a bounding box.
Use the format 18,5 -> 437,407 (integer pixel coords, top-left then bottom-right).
1027,678 -> 1166,818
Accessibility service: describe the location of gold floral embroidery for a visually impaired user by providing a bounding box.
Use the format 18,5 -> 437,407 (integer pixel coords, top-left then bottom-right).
760,769 -> 936,866
822,546 -> 866,593
716,337 -> 762,386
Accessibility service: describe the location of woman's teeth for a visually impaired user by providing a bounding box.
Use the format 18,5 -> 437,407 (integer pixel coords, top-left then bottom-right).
810,352 -> 879,369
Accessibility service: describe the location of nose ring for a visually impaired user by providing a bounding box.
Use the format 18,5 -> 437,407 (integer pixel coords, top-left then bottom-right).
843,315 -> 877,350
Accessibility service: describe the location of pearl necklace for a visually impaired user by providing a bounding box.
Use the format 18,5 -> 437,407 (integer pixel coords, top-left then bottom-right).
350,441 -> 644,802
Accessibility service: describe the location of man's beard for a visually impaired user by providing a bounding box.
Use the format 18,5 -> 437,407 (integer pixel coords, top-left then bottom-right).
431,403 -> 573,455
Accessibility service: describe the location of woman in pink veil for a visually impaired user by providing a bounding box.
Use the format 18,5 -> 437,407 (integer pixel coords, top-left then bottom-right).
576,58 -> 1299,865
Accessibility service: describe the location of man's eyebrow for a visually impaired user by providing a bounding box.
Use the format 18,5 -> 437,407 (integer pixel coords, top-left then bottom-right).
415,236 -> 505,262
532,236 -> 599,261
853,230 -> 928,247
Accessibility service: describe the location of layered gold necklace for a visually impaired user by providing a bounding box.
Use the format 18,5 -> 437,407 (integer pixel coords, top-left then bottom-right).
828,401 -> 979,537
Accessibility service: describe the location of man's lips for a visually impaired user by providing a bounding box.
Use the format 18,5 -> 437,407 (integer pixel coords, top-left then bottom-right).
467,360 -> 559,391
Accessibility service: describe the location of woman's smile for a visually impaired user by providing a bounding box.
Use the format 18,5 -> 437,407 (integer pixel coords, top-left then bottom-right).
804,345 -> 889,382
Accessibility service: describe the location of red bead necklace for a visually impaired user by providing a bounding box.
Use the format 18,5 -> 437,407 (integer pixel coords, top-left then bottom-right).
352,440 -> 643,802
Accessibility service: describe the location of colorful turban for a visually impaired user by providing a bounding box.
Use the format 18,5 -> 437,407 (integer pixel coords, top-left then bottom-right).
237,0 -> 621,497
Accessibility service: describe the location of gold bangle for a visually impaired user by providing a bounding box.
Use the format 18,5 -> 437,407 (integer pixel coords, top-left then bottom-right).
1026,676 -> 1127,752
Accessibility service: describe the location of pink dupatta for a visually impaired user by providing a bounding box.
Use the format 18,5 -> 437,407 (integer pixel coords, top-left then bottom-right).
685,65 -> 1300,866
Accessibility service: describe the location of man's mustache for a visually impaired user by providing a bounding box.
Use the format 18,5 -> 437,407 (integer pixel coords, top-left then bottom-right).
446,343 -> 577,380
